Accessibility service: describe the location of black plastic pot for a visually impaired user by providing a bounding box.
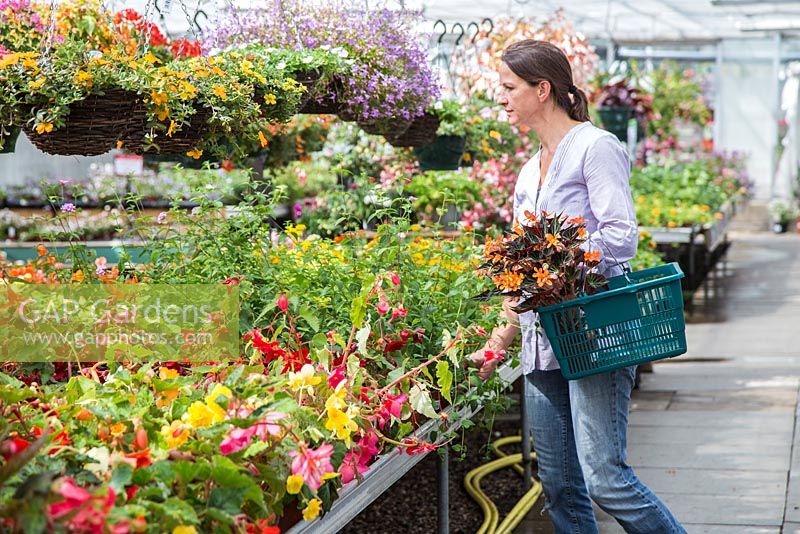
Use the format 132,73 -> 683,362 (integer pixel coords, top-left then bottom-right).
598,107 -> 633,143
1,126 -> 21,154
414,135 -> 466,171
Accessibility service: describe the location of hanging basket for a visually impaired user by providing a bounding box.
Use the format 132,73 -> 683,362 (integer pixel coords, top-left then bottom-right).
414,134 -> 466,171
356,117 -> 412,141
0,126 -> 21,154
22,89 -> 146,157
597,106 -> 633,143
122,106 -> 212,155
386,112 -> 440,147
538,263 -> 687,380
297,76 -> 345,115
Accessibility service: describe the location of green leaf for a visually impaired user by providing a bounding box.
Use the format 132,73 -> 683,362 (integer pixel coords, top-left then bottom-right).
109,463 -> 133,494
310,333 -> 329,350
64,376 -> 96,404
409,384 -> 438,419
299,305 -> 320,332
436,361 -> 453,403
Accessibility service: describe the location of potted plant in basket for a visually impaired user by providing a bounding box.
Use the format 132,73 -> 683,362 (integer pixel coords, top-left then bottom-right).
414,98 -> 468,171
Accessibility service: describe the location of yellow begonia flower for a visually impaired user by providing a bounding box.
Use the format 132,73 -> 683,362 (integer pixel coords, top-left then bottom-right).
489,129 -> 502,140
286,474 -> 304,494
325,405 -> 358,446
325,384 -> 347,411
288,364 -> 322,395
159,367 -> 179,380
161,420 -> 190,448
184,400 -> 223,428
205,384 -> 232,407
173,527 -> 197,534
303,499 -> 322,521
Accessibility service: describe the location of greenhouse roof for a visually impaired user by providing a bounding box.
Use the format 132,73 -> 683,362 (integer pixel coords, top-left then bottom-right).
130,0 -> 800,45
414,0 -> 800,43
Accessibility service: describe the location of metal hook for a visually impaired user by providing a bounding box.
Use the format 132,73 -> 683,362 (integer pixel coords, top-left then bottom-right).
481,17 -> 494,36
434,19 -> 447,45
193,9 -> 208,33
467,21 -> 480,45
451,22 -> 465,46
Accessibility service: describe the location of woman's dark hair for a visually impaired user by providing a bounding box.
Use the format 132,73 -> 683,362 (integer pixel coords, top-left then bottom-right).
501,40 -> 590,122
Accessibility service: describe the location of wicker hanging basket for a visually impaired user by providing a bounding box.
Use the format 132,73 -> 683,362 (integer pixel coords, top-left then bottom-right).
22,89 -> 146,157
121,106 -> 212,155
384,112 -> 440,148
297,76 -> 345,115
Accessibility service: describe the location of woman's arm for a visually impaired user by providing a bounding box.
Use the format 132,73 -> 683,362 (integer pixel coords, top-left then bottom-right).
469,298 -> 520,380
583,135 -> 639,270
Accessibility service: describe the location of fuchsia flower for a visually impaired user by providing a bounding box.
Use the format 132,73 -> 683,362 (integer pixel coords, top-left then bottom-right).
390,272 -> 401,286
290,443 -> 334,491
276,294 -> 289,312
48,478 -> 115,533
376,299 -> 389,315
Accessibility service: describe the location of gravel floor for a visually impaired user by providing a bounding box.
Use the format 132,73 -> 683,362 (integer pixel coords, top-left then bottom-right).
342,419 -> 542,534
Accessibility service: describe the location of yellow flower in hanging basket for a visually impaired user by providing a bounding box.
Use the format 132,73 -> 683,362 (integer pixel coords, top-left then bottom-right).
212,85 -> 227,100
35,122 -> 54,135
186,148 -> 203,159
167,120 -> 178,137
258,131 -> 268,148
150,91 -> 167,106
73,70 -> 93,87
29,77 -> 47,89
263,93 -> 277,105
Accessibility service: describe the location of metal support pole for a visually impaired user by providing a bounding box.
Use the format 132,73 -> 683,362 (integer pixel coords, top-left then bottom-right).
519,375 -> 533,491
437,446 -> 449,534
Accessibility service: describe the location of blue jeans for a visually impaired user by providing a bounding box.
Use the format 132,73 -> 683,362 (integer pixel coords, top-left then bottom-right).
525,367 -> 686,534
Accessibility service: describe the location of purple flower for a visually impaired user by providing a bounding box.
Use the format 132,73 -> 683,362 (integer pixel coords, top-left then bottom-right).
157,212 -> 167,224
293,203 -> 303,219
95,265 -> 107,276
61,203 -> 75,213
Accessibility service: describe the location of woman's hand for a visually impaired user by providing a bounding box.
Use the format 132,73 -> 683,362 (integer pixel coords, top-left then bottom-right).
467,346 -> 505,381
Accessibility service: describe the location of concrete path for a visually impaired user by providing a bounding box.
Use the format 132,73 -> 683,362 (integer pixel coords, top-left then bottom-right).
516,231 -> 800,533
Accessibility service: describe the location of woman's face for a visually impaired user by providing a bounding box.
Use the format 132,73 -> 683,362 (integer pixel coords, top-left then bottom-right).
498,62 -> 542,127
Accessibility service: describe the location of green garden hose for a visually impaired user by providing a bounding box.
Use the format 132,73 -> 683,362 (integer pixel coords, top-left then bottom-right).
464,436 -> 544,534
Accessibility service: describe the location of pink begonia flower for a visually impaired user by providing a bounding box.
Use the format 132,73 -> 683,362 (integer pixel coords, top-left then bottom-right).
220,412 -> 287,455
328,366 -> 345,389
390,272 -> 401,286
48,478 -> 115,534
339,451 -> 369,484
290,443 -> 334,491
376,393 -> 407,429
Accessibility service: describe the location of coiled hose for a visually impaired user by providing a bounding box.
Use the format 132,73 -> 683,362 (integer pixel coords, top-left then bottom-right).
464,436 -> 543,534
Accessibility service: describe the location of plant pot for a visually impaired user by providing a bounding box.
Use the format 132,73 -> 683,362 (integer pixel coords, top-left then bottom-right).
772,221 -> 789,234
414,135 -> 466,171
23,89 -> 147,156
1,126 -> 21,154
385,112 -> 440,148
597,106 -> 633,143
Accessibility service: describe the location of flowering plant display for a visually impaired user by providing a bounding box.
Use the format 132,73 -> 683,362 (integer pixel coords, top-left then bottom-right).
462,95 -> 537,164
476,211 -> 607,314
205,0 -> 439,124
640,63 -> 711,139
0,182 -> 505,530
631,151 -> 750,228
428,98 -> 469,138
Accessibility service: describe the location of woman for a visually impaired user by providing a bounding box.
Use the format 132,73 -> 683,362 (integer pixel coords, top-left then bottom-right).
470,40 -> 686,533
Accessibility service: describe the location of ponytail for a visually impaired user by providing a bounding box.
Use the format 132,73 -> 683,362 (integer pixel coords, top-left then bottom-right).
569,87 -> 590,122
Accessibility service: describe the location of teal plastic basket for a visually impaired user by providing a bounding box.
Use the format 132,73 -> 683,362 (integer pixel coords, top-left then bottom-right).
538,262 -> 687,380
